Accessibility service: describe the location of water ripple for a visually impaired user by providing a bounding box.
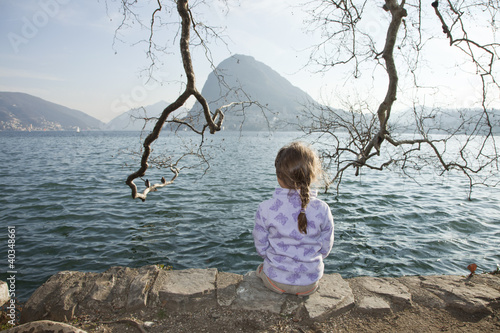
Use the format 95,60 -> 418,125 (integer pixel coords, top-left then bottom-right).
0,131 -> 499,300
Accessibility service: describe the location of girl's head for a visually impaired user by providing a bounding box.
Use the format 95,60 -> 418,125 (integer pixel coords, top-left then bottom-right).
275,142 -> 322,234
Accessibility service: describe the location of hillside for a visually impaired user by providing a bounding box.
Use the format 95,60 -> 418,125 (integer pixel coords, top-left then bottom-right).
105,101 -> 176,131
391,107 -> 500,135
0,92 -> 103,131
188,54 -> 317,131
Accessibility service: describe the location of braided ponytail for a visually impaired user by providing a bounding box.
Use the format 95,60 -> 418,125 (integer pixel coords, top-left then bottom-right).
275,142 -> 323,235
298,184 -> 310,234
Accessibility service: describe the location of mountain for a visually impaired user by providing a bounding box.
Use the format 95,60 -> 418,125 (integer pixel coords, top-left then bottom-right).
0,92 -> 103,131
390,107 -> 500,135
188,54 -> 317,131
105,101 -> 176,131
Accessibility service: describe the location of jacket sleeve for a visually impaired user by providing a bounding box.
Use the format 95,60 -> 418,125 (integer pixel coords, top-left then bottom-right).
319,207 -> 334,259
252,204 -> 269,259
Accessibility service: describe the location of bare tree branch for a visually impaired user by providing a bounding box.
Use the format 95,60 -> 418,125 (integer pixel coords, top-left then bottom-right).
301,0 -> 500,198
112,0 -> 270,201
124,0 -> 226,201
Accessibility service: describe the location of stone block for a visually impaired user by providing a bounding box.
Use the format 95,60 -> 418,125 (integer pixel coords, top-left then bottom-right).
19,265 -> 500,328
216,271 -> 243,306
304,273 -> 355,320
151,268 -> 218,312
469,274 -> 500,292
399,276 -> 446,309
89,272 -> 116,302
231,271 -> 287,313
127,265 -> 159,310
357,296 -> 392,314
421,275 -> 500,314
105,266 -> 139,310
22,271 -> 87,323
355,276 -> 412,307
281,296 -> 304,316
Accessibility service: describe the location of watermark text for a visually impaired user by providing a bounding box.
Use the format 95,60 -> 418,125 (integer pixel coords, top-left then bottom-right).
6,226 -> 17,326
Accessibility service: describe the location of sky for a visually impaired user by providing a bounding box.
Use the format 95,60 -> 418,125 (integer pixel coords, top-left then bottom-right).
1,0 -> 498,123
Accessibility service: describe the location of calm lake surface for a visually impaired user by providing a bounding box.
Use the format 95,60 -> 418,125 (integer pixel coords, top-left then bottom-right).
0,130 -> 499,300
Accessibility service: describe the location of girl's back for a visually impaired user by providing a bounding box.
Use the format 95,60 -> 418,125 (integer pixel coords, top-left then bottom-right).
253,142 -> 334,295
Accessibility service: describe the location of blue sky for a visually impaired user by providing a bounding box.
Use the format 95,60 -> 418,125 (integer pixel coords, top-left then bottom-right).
1,0 -> 498,122
0,0 -> 319,122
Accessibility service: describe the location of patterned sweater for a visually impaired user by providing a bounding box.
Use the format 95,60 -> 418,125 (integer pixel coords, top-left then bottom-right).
253,188 -> 334,286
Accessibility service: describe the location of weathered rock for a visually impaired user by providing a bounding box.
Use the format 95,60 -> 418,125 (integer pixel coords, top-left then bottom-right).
348,276 -> 412,315
357,296 -> 392,314
0,280 -> 9,307
281,296 -> 305,317
229,272 -> 355,319
399,276 -> 447,309
21,270 -> 97,323
216,271 -> 243,306
355,276 -> 412,307
304,273 -> 355,319
21,266 -> 161,323
231,271 -> 288,313
101,266 -> 145,310
150,268 -> 218,312
19,265 -> 500,328
127,265 -> 159,310
470,273 -> 500,292
421,275 -> 500,313
88,271 -> 116,302
3,320 -> 87,333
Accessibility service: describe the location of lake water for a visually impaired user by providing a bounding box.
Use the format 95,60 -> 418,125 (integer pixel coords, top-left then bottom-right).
0,130 -> 499,301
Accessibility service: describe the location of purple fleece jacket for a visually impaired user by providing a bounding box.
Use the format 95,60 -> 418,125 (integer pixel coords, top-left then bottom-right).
253,188 -> 334,286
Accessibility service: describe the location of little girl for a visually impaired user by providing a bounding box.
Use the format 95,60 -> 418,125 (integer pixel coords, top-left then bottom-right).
253,141 -> 334,296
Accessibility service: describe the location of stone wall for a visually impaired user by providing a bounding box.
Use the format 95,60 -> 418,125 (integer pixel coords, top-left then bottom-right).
2,266 -> 500,332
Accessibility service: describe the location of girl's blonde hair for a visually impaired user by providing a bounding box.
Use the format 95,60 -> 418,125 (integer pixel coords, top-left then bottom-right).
275,142 -> 323,234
